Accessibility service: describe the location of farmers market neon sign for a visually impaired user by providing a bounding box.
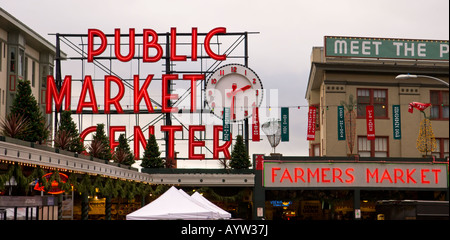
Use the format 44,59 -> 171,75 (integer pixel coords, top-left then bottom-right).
46,27 -> 232,161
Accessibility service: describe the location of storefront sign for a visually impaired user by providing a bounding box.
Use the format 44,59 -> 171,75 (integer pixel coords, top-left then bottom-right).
366,105 -> 375,140
264,162 -> 448,189
281,107 -> 289,142
307,106 -> 316,141
392,105 -> 401,140
325,36 -> 449,60
337,106 -> 346,141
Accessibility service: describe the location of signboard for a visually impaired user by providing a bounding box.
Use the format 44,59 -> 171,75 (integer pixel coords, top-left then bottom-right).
325,36 -> 449,61
307,106 -> 316,141
46,27 -> 250,161
252,107 -> 260,142
281,107 -> 289,142
337,106 -> 346,141
392,105 -> 401,140
366,105 -> 375,140
264,162 -> 448,189
223,107 -> 231,141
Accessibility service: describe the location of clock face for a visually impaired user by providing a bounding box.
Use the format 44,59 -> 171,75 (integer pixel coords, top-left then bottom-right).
205,64 -> 263,122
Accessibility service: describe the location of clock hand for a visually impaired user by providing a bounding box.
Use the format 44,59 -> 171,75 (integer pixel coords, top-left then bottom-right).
227,85 -> 252,98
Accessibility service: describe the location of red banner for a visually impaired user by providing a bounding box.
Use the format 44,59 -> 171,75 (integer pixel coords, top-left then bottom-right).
366,105 -> 375,140
307,106 -> 316,140
408,102 -> 432,113
252,107 -> 260,141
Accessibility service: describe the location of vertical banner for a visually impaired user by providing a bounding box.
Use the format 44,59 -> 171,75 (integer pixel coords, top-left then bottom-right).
223,107 -> 231,141
366,105 -> 375,140
281,107 -> 289,142
392,105 -> 401,139
252,107 -> 260,142
337,106 -> 346,140
307,106 -> 316,141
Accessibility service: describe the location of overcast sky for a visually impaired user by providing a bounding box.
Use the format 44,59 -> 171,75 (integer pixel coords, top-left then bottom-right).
1,0 -> 449,167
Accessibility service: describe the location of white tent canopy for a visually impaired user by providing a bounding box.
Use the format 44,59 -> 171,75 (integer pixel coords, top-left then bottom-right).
191,192 -> 232,219
126,186 -> 231,220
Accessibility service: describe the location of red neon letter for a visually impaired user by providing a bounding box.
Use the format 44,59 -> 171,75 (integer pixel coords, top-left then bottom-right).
188,125 -> 205,160
162,74 -> 179,113
394,169 -> 405,183
366,168 -> 378,183
321,168 -> 331,183
380,169 -> 393,183
213,125 -> 232,159
109,126 -> 126,152
88,29 -> 107,62
161,125 -> 182,161
143,29 -> 163,62
332,168 -> 343,183
46,75 -> 71,113
115,28 -> 135,62
80,126 -> 97,143
280,168 -> 293,183
76,76 -> 98,114
431,169 -> 441,184
406,169 -> 417,183
191,27 -> 198,61
345,168 -> 355,183
105,76 -> 125,114
295,168 -> 305,183
170,28 -> 187,61
271,167 -> 281,183
307,168 -> 319,183
204,27 -> 226,61
421,169 -> 430,184
183,74 -> 204,113
134,74 -> 154,113
133,126 -> 155,160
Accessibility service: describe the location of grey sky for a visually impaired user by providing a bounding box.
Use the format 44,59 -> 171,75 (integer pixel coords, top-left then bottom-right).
1,0 -> 448,166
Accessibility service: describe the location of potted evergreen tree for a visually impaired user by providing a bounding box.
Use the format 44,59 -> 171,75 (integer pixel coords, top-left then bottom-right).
141,134 -> 164,168
230,135 -> 251,169
10,80 -> 49,144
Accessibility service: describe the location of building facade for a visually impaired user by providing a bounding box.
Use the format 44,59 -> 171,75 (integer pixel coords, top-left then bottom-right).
306,36 -> 449,158
0,7 -> 60,135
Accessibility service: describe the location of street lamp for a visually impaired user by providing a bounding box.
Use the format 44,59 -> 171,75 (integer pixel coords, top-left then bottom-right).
395,74 -> 449,87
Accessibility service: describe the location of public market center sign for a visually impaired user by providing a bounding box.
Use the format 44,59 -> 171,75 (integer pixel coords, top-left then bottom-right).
325,36 -> 449,60
264,162 -> 448,189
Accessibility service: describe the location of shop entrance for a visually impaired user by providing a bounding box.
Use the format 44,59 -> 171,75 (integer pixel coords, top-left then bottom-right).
263,190 -> 447,220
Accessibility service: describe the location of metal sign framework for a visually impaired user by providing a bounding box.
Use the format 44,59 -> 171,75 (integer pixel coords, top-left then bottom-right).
52,30 -> 259,161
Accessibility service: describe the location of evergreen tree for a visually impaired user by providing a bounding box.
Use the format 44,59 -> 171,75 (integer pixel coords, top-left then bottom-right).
90,123 -> 112,160
230,135 -> 251,169
114,134 -> 135,166
141,134 -> 163,168
10,80 -> 49,144
56,110 -> 85,153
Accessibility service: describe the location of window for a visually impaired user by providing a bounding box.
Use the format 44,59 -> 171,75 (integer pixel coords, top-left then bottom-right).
357,89 -> 388,118
358,136 -> 388,157
432,138 -> 449,159
430,91 -> 449,120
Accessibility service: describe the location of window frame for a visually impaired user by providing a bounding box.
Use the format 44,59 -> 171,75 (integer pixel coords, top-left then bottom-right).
357,88 -> 389,119
430,90 -> 449,120
357,136 -> 389,157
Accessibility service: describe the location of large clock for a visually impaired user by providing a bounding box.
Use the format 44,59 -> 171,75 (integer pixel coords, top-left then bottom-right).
205,63 -> 263,122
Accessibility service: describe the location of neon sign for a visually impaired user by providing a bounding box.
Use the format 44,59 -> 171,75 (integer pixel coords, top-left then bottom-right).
46,27 -> 236,161
34,172 -> 69,195
264,162 -> 448,189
